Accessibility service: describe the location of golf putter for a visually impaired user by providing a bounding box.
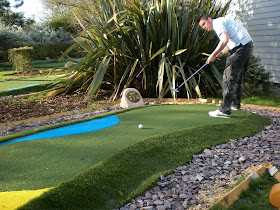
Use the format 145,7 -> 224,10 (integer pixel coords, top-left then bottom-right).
171,63 -> 207,92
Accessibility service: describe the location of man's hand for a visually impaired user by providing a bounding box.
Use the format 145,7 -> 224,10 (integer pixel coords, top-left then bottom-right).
206,54 -> 217,64
216,51 -> 223,59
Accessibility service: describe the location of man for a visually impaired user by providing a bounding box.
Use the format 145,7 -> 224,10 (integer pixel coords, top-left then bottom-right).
198,15 -> 253,118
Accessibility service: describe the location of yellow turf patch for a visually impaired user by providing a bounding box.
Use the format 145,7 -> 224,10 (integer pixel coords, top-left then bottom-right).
0,188 -> 52,209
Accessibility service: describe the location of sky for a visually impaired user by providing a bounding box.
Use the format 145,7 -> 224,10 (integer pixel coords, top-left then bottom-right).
10,0 -> 47,22
9,0 -> 237,23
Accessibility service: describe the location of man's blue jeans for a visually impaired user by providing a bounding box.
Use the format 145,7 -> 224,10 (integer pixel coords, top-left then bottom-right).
219,42 -> 253,115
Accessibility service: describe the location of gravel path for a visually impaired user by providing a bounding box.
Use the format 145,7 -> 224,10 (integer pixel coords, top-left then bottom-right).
1,103 -> 279,210
119,105 -> 280,210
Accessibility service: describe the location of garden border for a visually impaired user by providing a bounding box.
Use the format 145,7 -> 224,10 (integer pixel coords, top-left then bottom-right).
0,101 -> 120,129
214,162 -> 280,209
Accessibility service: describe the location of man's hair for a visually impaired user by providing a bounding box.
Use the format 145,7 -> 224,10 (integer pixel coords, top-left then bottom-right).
197,14 -> 212,23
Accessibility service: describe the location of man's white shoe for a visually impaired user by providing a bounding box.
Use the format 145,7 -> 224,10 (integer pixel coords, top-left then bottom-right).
208,110 -> 231,118
231,106 -> 240,111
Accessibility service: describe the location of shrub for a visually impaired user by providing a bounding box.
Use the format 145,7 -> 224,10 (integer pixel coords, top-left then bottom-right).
23,25 -> 75,59
8,46 -> 33,73
0,23 -> 75,61
0,24 -> 29,60
31,41 -> 76,60
244,55 -> 272,95
48,14 -> 78,33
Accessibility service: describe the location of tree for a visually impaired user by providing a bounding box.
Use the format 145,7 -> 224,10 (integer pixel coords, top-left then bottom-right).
42,0 -> 101,33
42,0 -> 101,14
0,0 -> 34,27
0,0 -> 11,18
48,13 -> 78,33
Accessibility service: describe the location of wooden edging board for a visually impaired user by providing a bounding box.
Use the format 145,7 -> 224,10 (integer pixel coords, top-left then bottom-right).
214,162 -> 280,209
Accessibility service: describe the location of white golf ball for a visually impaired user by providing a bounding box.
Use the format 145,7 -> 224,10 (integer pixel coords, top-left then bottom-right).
138,124 -> 143,129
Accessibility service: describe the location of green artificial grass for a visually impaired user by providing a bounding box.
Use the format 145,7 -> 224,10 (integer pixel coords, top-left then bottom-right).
1,104 -> 248,191
12,104 -> 271,209
0,83 -> 56,97
0,73 -> 61,97
0,75 -> 58,91
32,60 -> 67,69
0,60 -> 67,70
0,60 -> 67,95
228,173 -> 278,210
0,70 -> 15,80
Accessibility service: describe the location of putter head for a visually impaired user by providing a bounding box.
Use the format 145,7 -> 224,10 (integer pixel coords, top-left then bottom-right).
171,87 -> 179,93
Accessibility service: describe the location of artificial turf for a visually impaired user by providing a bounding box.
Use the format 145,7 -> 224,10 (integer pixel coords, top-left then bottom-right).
0,75 -> 58,91
1,104 -> 244,191
0,104 -> 271,209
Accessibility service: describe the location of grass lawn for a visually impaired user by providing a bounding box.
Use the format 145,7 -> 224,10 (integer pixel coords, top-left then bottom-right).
0,60 -> 67,95
0,60 -> 67,71
0,104 -> 268,209
228,173 -> 279,210
32,60 -> 68,69
242,95 -> 280,108
0,75 -> 58,91
0,75 -> 59,97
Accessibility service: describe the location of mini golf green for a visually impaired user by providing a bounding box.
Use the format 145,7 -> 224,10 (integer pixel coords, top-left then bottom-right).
0,75 -> 58,92
0,104 -> 268,193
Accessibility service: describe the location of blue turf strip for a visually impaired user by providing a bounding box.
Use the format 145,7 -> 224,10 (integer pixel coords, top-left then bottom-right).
6,84 -> 39,91
0,115 -> 119,146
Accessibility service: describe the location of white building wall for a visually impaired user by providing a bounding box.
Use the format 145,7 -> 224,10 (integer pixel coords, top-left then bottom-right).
225,0 -> 280,83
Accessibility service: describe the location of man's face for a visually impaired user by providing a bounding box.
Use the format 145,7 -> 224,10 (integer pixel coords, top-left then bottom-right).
199,17 -> 213,31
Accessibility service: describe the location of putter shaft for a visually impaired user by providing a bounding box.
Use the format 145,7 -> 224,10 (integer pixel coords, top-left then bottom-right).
172,63 -> 207,92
